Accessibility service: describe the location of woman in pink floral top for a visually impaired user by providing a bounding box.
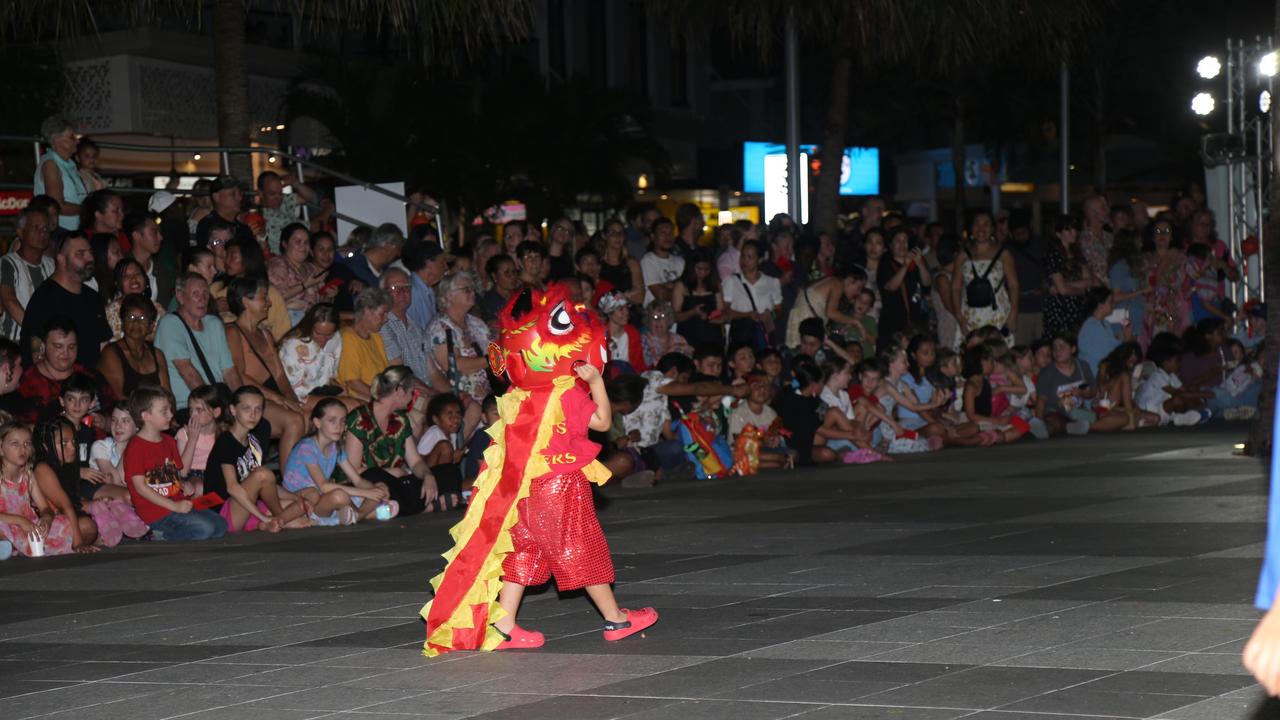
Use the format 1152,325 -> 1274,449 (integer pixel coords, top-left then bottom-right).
267,223 -> 324,324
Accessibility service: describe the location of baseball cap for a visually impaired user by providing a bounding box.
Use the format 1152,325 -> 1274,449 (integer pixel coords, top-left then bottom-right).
598,291 -> 628,314
210,175 -> 243,193
147,190 -> 176,214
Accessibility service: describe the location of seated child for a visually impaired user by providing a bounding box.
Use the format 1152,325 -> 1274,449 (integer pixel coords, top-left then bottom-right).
728,375 -> 795,471
1136,334 -> 1212,426
770,358 -> 836,466
59,374 -> 128,503
206,386 -> 310,533
818,358 -> 892,462
960,345 -> 1030,445
283,397 -> 393,524
0,422 -> 82,555
37,417 -> 147,548
176,384 -> 226,497
414,393 -> 468,511
462,394 -> 499,482
90,406 -> 136,488
124,387 -> 227,541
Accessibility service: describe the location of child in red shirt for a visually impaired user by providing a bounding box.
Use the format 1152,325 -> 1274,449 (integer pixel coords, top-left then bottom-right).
124,387 -> 227,541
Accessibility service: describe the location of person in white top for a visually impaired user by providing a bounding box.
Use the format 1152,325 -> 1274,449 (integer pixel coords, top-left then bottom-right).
640,217 -> 685,305
0,207 -> 56,341
1135,340 -> 1211,426
722,240 -> 783,343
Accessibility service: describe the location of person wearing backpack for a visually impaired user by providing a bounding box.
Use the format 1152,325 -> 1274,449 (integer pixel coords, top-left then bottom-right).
950,211 -> 1019,342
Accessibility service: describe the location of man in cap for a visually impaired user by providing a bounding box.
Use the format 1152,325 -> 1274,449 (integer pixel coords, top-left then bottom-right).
194,175 -> 255,248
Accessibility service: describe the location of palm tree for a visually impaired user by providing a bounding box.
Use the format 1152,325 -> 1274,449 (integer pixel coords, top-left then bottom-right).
1,0 -> 531,182
653,0 -> 1098,234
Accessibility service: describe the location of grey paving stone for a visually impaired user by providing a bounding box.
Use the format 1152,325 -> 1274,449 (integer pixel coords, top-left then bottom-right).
999,688 -> 1207,717
0,426 -> 1265,719
858,666 -> 1108,709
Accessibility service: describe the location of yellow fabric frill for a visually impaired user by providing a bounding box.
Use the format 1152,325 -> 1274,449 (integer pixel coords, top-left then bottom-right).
418,376 -> 608,656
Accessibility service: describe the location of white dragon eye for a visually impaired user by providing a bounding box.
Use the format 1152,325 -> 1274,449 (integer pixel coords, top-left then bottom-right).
548,302 -> 574,336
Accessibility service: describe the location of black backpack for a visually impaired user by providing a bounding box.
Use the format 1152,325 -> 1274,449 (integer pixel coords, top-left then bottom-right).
965,245 -> 1006,309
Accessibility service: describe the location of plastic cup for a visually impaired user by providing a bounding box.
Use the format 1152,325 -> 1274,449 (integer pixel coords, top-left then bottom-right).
27,532 -> 45,557
375,503 -> 392,521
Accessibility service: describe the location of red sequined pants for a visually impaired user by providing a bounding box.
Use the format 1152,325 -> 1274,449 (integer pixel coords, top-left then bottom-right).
502,470 -> 615,591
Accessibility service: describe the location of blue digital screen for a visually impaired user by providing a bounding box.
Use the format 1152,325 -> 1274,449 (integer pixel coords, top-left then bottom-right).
742,142 -> 879,195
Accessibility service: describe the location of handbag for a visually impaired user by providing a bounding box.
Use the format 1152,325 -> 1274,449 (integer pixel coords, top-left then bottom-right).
729,273 -> 771,350
965,245 -> 1006,309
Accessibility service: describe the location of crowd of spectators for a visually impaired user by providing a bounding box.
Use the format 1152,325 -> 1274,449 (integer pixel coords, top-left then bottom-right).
0,114 -> 1264,558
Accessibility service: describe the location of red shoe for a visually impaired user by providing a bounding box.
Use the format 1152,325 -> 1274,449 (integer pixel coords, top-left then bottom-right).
494,624 -> 544,650
603,607 -> 659,641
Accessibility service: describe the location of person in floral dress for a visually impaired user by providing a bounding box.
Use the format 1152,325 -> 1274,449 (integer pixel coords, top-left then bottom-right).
0,423 -> 77,556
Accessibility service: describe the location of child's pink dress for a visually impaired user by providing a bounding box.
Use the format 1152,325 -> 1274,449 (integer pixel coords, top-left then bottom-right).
0,471 -> 74,556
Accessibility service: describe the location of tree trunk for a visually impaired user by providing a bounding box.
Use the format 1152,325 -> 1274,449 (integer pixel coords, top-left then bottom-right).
213,0 -> 252,183
811,38 -> 854,237
951,96 -> 967,232
1248,0 -> 1280,457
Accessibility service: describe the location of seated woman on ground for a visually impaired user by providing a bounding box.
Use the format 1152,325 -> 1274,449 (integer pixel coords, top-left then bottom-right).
175,384 -> 227,497
282,397 -> 391,525
206,385 -> 310,533
1095,341 -> 1159,430
98,293 -> 172,401
223,275 -> 306,466
414,393 -> 469,511
0,422 -> 85,556
344,365 -> 439,516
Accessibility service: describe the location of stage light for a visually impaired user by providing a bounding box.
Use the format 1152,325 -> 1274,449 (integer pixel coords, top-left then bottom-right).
1262,90 -> 1272,113
1191,92 -> 1216,116
1261,52 -> 1278,77
1197,55 -> 1222,79
192,153 -> 202,160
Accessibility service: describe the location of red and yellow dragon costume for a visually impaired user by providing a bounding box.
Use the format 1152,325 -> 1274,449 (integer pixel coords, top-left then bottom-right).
420,284 -> 610,656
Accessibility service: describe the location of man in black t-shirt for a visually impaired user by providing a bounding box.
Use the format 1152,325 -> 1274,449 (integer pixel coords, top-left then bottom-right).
21,232 -> 111,368
194,176 -> 256,248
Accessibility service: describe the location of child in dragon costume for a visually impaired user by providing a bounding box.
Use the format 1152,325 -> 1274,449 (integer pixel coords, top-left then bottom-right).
420,284 -> 658,655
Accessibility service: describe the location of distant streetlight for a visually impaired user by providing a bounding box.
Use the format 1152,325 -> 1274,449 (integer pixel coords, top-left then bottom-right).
192,152 -> 202,160
1263,90 -> 1273,113
1198,55 -> 1222,79
1261,51 -> 1278,77
1191,92 -> 1216,116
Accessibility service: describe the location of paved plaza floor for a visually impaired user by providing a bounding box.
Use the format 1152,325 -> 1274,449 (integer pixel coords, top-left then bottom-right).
2,425 -> 1279,719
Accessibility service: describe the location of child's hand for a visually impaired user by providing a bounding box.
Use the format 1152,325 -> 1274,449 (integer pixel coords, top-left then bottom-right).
451,448 -> 466,464
11,516 -> 35,535
173,499 -> 194,514
80,467 -> 108,484
573,363 -> 602,384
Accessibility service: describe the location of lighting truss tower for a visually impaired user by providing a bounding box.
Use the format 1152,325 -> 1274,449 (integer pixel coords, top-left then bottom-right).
1205,37 -> 1273,304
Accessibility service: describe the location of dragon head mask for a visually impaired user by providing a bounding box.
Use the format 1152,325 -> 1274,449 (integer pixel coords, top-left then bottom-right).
489,283 -> 607,390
